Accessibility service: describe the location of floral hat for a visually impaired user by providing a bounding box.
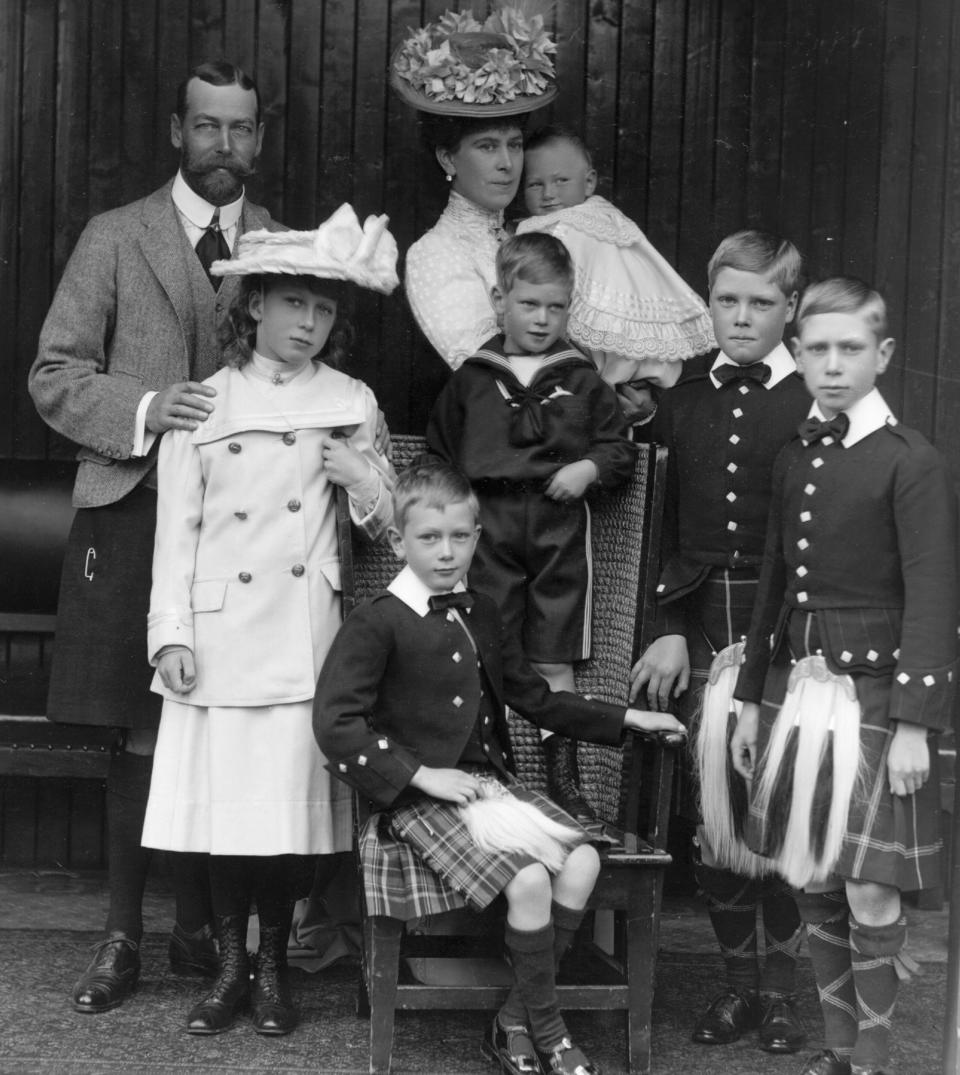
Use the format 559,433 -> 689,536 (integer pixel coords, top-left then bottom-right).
390,3 -> 557,117
210,204 -> 399,294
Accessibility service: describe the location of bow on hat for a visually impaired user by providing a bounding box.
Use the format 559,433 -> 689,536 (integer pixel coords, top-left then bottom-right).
210,204 -> 399,294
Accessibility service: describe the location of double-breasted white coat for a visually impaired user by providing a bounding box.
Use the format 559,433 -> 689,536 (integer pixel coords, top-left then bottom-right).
142,357 -> 393,856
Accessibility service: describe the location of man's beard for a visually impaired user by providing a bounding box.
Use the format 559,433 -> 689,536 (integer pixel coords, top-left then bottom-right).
181,150 -> 256,205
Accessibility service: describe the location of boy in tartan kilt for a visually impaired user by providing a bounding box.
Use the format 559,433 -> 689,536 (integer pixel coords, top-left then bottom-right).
630,230 -> 811,1053
314,460 -> 683,1075
731,277 -> 958,1075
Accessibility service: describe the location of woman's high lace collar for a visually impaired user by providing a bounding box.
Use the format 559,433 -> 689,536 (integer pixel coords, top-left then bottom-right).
441,190 -> 506,237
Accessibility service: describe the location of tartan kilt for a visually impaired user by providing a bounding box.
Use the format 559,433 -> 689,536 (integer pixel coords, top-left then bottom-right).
47,486 -> 162,729
674,568 -> 760,822
748,651 -> 943,893
359,776 -> 592,921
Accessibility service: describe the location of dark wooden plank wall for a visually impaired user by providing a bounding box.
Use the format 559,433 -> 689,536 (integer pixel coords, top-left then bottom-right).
0,0 -> 957,459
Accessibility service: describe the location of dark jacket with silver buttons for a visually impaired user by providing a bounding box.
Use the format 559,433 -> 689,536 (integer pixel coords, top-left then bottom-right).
314,589 -> 627,807
736,422 -> 958,730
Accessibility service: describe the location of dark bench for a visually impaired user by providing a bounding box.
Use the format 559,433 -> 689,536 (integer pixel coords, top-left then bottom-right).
0,460 -> 112,867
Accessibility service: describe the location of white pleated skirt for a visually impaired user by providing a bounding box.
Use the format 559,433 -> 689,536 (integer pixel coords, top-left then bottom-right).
142,698 -> 353,856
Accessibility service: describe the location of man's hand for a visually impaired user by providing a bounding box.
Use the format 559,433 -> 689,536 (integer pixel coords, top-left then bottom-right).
146,382 -> 216,433
374,409 -> 391,458
628,634 -> 690,709
887,722 -> 930,797
156,646 -> 197,694
730,702 -> 759,779
544,459 -> 598,502
410,766 -> 482,805
623,708 -> 687,745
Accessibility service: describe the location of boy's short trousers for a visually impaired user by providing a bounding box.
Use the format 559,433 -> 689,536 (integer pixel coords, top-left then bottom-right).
468,485 -> 592,663
358,772 -> 592,920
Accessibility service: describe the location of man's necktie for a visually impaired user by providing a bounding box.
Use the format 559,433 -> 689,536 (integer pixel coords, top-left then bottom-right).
797,413 -> 850,444
195,208 -> 230,290
713,361 -> 771,387
428,592 -> 475,612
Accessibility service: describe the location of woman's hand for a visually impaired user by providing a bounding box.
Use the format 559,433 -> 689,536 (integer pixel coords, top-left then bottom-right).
409,766 -> 482,805
887,722 -> 930,797
628,634 -> 690,709
156,645 -> 197,694
321,434 -> 372,487
730,702 -> 759,779
544,460 -> 598,502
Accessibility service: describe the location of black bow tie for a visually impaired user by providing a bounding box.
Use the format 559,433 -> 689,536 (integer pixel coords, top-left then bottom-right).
713,362 -> 771,387
428,592 -> 475,613
798,413 -> 850,444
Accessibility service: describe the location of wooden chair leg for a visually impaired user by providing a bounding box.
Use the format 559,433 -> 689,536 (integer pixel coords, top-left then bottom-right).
364,915 -> 405,1075
624,875 -> 662,1075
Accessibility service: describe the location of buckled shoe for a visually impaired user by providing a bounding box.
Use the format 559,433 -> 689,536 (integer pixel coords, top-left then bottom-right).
797,1049 -> 852,1075
758,992 -> 807,1053
480,1017 -> 539,1075
691,988 -> 760,1045
72,932 -> 140,1013
535,1036 -> 601,1075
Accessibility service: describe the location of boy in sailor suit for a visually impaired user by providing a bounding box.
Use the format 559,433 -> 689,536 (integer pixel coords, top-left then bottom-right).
731,277 -> 958,1075
629,230 -> 810,1053
314,460 -> 683,1075
426,232 -> 635,826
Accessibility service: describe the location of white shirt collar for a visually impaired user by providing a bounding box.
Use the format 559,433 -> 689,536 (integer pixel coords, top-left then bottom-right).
172,170 -> 244,231
710,342 -> 796,390
388,564 -> 468,618
806,388 -> 896,448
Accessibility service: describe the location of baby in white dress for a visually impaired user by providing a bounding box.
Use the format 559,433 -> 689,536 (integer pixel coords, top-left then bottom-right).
517,126 -> 715,419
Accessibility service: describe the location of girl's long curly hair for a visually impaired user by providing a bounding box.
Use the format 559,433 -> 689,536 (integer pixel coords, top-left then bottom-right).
219,273 -> 356,369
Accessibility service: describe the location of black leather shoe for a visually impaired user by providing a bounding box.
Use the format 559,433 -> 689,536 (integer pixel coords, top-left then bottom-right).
536,1036 -> 601,1075
72,932 -> 140,1014
543,735 -> 599,824
250,928 -> 298,1036
186,914 -> 250,1035
169,922 -> 218,977
691,989 -> 760,1045
797,1050 -> 852,1075
758,993 -> 807,1053
480,1016 -> 539,1075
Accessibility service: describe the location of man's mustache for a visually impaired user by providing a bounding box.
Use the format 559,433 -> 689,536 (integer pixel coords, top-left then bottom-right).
192,157 -> 257,179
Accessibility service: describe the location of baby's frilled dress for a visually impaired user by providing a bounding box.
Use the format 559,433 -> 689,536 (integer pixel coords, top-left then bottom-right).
142,354 -> 393,856
517,195 -> 715,387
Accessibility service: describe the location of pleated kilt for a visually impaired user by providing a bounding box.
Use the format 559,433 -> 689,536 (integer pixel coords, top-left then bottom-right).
675,567 -> 760,822
47,485 -> 161,729
747,611 -> 942,893
359,772 -> 592,921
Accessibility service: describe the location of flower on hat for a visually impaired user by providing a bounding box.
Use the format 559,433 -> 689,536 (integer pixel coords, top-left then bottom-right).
391,3 -> 557,113
210,204 -> 399,295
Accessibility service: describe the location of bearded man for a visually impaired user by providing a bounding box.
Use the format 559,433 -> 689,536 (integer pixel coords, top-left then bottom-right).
28,61 -> 279,1014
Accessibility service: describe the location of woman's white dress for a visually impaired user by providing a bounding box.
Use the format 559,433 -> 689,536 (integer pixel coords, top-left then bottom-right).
142,355 -> 393,856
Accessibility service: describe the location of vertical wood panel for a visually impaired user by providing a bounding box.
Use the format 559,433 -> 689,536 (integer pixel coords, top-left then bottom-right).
0,1 -> 23,456
1,0 -> 958,458
16,0 -> 57,459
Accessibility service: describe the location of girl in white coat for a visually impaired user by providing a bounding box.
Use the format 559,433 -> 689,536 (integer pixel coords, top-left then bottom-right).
142,207 -> 397,1037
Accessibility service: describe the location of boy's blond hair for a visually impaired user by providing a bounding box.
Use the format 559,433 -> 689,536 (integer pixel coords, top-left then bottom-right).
392,459 -> 480,532
796,277 -> 888,340
707,229 -> 804,296
496,232 -> 574,297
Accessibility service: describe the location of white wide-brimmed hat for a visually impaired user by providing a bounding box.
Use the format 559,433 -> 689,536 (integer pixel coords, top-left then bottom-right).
210,204 -> 399,295
390,4 -> 557,118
